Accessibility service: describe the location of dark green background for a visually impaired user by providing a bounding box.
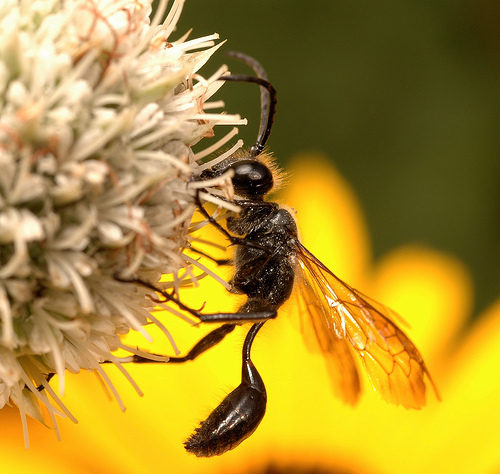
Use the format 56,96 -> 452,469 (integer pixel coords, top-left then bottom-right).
171,0 -> 499,318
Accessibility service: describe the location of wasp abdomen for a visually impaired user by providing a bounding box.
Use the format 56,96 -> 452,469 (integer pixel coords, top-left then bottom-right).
184,358 -> 266,457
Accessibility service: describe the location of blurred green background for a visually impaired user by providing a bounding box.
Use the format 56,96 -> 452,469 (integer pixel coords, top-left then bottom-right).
172,0 -> 499,318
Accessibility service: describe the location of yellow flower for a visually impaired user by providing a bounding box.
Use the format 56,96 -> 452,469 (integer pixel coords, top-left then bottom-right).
3,154 -> 499,474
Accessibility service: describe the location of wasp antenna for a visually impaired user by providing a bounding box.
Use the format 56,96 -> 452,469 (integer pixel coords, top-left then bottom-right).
219,52 -> 277,157
225,51 -> 268,80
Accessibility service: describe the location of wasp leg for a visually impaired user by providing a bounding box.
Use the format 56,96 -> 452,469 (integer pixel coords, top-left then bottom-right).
127,323 -> 237,364
184,321 -> 266,457
168,324 -> 235,363
193,190 -> 234,243
187,246 -> 232,266
166,305 -> 275,359
198,308 -> 276,324
193,190 -> 271,253
28,372 -> 56,392
110,304 -> 277,365
113,275 -> 276,325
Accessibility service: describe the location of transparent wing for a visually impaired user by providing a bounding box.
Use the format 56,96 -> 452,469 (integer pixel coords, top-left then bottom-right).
294,272 -> 361,405
295,242 -> 440,409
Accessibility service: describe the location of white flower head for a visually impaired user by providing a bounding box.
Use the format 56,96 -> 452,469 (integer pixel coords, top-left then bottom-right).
0,0 -> 244,446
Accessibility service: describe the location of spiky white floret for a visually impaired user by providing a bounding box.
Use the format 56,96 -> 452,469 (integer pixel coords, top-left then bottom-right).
0,0 -> 242,446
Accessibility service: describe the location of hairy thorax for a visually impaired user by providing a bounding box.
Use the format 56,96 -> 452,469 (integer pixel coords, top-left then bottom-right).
227,203 -> 298,310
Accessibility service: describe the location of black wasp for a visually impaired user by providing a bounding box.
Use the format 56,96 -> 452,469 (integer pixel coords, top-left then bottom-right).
126,52 -> 439,457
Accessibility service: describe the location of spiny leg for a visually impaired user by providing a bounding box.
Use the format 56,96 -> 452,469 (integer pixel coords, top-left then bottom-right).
120,303 -> 276,365
104,276 -> 277,365
113,274 -> 276,325
127,324 -> 237,364
187,245 -> 232,266
193,189 -> 271,253
29,373 -> 55,392
192,189 -> 234,242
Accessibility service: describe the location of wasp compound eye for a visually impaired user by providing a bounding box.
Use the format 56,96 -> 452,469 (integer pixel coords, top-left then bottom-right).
229,159 -> 273,198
